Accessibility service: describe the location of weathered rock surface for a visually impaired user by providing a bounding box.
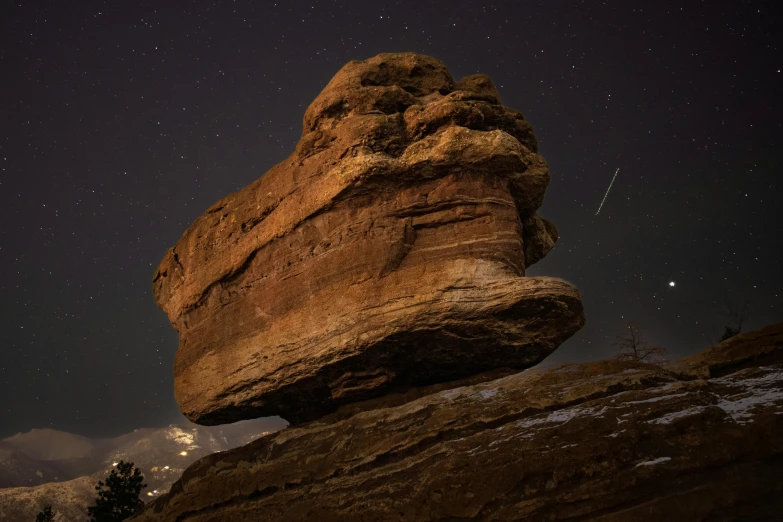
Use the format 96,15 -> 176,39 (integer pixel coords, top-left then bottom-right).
134,323 -> 783,521
152,53 -> 584,425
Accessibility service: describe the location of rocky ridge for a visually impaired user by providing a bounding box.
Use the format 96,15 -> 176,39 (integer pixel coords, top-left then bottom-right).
153,52 -> 584,426
135,323 -> 783,521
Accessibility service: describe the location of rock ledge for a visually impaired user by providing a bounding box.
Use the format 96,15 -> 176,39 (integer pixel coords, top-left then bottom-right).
135,323 -> 783,521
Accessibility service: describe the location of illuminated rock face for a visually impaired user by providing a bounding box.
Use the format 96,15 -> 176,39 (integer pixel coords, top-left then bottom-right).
152,53 -> 585,425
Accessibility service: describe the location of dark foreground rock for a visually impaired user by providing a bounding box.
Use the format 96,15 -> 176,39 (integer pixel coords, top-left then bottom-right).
152,52 -> 584,426
134,323 -> 783,521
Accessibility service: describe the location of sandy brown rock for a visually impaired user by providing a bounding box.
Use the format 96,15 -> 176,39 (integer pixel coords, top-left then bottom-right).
152,53 -> 584,425
134,323 -> 783,522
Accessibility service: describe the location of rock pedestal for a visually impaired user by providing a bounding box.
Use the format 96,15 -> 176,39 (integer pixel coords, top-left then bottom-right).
134,323 -> 783,521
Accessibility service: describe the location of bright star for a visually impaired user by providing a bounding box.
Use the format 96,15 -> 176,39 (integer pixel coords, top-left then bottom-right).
669,281 -> 676,287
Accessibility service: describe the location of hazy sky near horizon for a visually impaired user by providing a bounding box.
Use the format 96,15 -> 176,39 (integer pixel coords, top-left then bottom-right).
1,0 -> 780,438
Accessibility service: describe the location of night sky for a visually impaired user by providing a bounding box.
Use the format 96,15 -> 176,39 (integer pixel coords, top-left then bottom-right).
2,1 -> 780,438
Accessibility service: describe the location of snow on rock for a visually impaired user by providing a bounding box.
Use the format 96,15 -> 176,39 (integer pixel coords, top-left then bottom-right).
648,366 -> 783,425
474,388 -> 499,400
625,392 -> 689,405
635,457 -> 672,467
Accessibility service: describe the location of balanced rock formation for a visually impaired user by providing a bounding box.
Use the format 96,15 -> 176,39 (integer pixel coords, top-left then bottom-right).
134,323 -> 783,521
153,53 -> 584,425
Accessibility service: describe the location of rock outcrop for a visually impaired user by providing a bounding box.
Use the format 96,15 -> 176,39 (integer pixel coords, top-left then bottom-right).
134,322 -> 783,521
153,53 -> 584,425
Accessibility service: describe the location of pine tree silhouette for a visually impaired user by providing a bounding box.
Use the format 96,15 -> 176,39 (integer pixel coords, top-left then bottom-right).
35,505 -> 55,522
87,460 -> 147,522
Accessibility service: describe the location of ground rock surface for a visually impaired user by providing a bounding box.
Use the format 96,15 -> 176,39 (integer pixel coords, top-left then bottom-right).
152,52 -> 584,425
134,323 -> 783,521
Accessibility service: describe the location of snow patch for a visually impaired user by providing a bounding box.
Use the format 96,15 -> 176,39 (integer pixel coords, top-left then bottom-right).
715,389 -> 783,423
440,389 -> 463,401
635,456 -> 671,467
648,366 -> 783,425
626,392 -> 688,405
515,407 -> 592,430
714,369 -> 783,388
475,388 -> 498,400
648,407 -> 705,425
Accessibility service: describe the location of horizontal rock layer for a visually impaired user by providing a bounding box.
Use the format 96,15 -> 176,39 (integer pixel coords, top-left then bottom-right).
152,53 -> 584,425
135,323 -> 783,521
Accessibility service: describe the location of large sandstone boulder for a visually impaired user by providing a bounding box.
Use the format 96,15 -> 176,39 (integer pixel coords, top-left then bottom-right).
134,323 -> 783,521
153,53 -> 584,425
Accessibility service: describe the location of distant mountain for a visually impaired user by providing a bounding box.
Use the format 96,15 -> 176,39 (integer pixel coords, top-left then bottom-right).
3,429 -> 97,462
0,442 -> 63,488
0,418 -> 287,521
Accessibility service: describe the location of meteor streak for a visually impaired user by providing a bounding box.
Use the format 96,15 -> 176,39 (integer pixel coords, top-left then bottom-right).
595,168 -> 620,215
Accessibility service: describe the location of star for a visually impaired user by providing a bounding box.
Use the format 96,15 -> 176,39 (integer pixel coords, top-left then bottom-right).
669,281 -> 676,287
